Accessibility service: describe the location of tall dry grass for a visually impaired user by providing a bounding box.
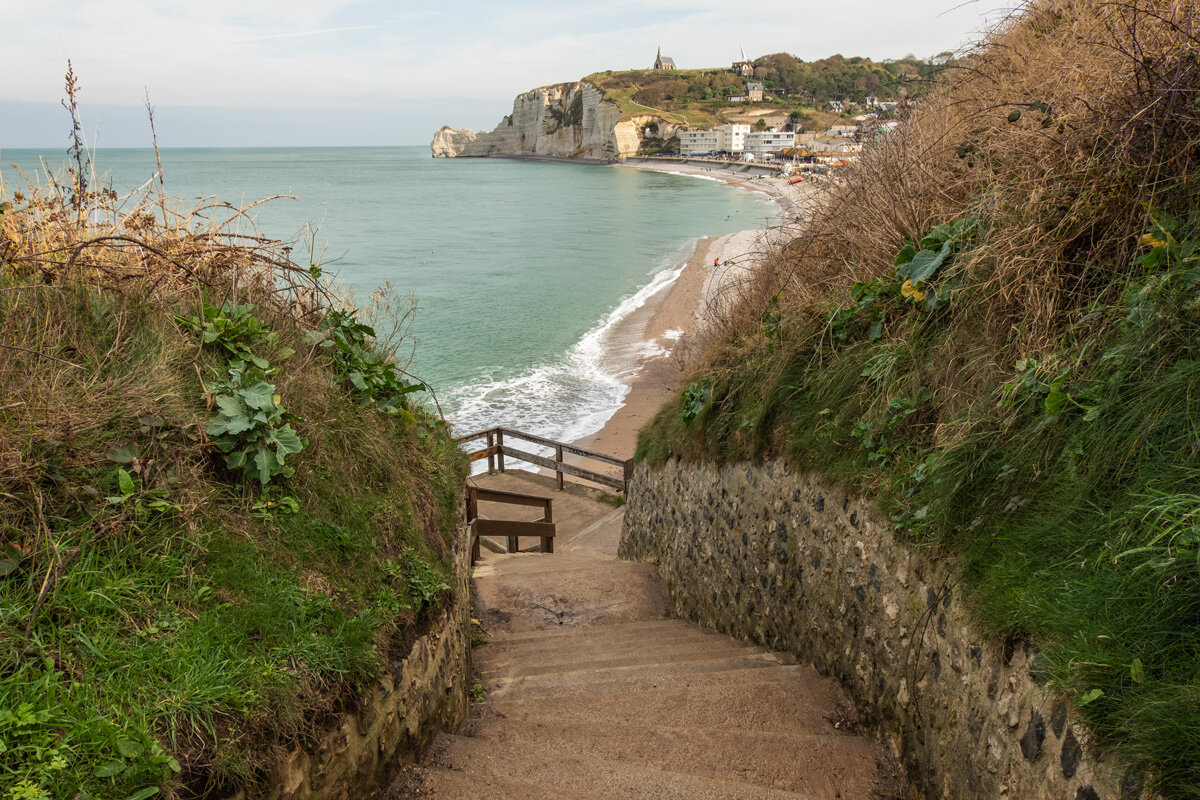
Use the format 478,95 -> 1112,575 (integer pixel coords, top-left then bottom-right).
709,0 -> 1200,405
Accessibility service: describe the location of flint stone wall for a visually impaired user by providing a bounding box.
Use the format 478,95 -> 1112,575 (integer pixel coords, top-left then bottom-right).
621,461 -> 1147,800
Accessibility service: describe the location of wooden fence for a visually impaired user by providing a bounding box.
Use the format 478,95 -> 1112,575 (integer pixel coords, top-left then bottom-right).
455,426 -> 634,494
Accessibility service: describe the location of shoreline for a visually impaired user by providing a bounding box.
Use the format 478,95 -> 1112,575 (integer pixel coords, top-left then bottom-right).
571,161 -> 820,462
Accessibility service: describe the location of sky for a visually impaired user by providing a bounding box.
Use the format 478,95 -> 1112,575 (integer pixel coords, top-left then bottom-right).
0,0 -> 1012,149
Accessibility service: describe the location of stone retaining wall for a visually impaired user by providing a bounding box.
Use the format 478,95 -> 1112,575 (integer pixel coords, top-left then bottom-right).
621,461 -> 1144,800
227,528 -> 473,800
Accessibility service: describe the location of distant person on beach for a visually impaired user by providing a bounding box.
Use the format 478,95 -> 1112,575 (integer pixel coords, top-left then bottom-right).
713,258 -> 720,267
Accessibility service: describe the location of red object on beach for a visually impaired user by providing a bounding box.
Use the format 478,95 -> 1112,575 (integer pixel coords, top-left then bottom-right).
713,258 -> 720,266
789,176 -> 805,184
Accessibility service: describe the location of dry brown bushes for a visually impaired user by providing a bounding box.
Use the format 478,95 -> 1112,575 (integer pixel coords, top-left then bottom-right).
712,0 -> 1200,384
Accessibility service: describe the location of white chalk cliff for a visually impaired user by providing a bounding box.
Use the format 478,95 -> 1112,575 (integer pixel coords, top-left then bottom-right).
431,82 -> 680,160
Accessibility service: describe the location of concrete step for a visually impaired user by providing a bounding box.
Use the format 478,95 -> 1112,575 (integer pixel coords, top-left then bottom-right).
481,660 -> 812,703
486,652 -> 800,701
481,676 -> 846,733
478,624 -> 720,658
413,762 -> 615,800
479,638 -> 766,678
422,741 -> 826,800
481,617 -> 700,646
435,719 -> 880,799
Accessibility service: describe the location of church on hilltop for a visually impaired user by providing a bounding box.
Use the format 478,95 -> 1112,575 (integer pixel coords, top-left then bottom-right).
732,46 -> 755,77
653,48 -> 676,70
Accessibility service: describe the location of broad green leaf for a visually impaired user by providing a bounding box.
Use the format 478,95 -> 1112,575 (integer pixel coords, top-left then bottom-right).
241,382 -> 277,411
116,739 -> 144,758
94,760 -> 126,778
108,446 -> 138,464
273,426 -> 304,455
1044,388 -> 1069,415
214,394 -> 247,417
118,469 -> 135,497
221,416 -> 254,435
1130,658 -> 1145,684
897,242 -> 951,284
1079,688 -> 1104,705
254,448 -> 282,484
0,559 -> 21,577
125,787 -> 160,800
893,241 -> 917,266
349,371 -> 368,391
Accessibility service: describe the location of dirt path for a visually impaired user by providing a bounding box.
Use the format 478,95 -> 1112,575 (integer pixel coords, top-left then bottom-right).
392,472 -> 902,799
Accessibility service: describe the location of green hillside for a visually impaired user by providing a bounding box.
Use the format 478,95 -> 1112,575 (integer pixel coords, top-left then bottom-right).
585,52 -> 941,127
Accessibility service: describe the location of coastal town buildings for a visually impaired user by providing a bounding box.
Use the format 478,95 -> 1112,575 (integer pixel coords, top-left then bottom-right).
679,123 -> 751,156
746,82 -> 764,102
744,129 -> 797,158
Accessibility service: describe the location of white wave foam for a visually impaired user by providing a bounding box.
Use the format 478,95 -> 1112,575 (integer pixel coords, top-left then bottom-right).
661,170 -> 724,183
444,240 -> 698,451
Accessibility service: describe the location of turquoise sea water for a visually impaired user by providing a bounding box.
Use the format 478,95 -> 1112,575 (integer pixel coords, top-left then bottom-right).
1,146 -> 777,441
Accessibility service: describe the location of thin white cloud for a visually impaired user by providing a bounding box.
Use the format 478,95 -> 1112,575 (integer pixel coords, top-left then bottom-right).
233,24 -> 380,43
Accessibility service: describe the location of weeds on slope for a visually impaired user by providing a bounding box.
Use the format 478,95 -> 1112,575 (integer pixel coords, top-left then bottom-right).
0,76 -> 466,800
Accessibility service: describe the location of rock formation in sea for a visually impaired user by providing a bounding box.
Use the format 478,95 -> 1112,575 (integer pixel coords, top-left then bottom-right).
431,82 -> 681,160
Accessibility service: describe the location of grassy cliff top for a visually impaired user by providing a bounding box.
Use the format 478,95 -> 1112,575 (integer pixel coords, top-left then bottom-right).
0,142 -> 466,799
638,2 -> 1200,796
584,53 -> 939,126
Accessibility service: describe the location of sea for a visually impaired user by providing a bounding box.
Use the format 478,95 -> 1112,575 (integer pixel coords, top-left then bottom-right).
0,146 -> 778,444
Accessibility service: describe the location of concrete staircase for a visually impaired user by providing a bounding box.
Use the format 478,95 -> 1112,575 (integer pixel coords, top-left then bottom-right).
391,473 -> 901,799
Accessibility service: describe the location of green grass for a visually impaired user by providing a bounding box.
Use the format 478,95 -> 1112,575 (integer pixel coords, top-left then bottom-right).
1,259 -> 466,799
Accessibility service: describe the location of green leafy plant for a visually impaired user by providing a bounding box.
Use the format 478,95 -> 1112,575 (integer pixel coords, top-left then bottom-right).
384,553 -> 450,613
317,310 -> 424,415
206,380 -> 305,484
174,301 -> 287,374
680,378 -> 712,422
104,467 -> 181,515
893,217 -> 979,310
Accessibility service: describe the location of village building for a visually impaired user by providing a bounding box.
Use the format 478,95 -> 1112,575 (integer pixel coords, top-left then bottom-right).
679,123 -> 751,156
653,48 -> 676,70
743,129 -> 797,159
731,45 -> 755,77
825,124 -> 859,138
746,82 -> 764,102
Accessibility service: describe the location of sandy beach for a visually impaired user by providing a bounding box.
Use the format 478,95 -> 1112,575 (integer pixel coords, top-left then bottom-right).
571,160 -> 821,461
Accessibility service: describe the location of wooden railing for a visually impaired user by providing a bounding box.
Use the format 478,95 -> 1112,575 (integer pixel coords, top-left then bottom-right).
466,485 -> 555,565
455,426 -> 634,494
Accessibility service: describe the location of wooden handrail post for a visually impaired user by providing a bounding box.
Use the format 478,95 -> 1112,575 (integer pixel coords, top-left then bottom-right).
496,429 -> 505,473
623,459 -> 635,493
486,430 -> 495,474
555,444 -> 564,490
541,497 -> 554,553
